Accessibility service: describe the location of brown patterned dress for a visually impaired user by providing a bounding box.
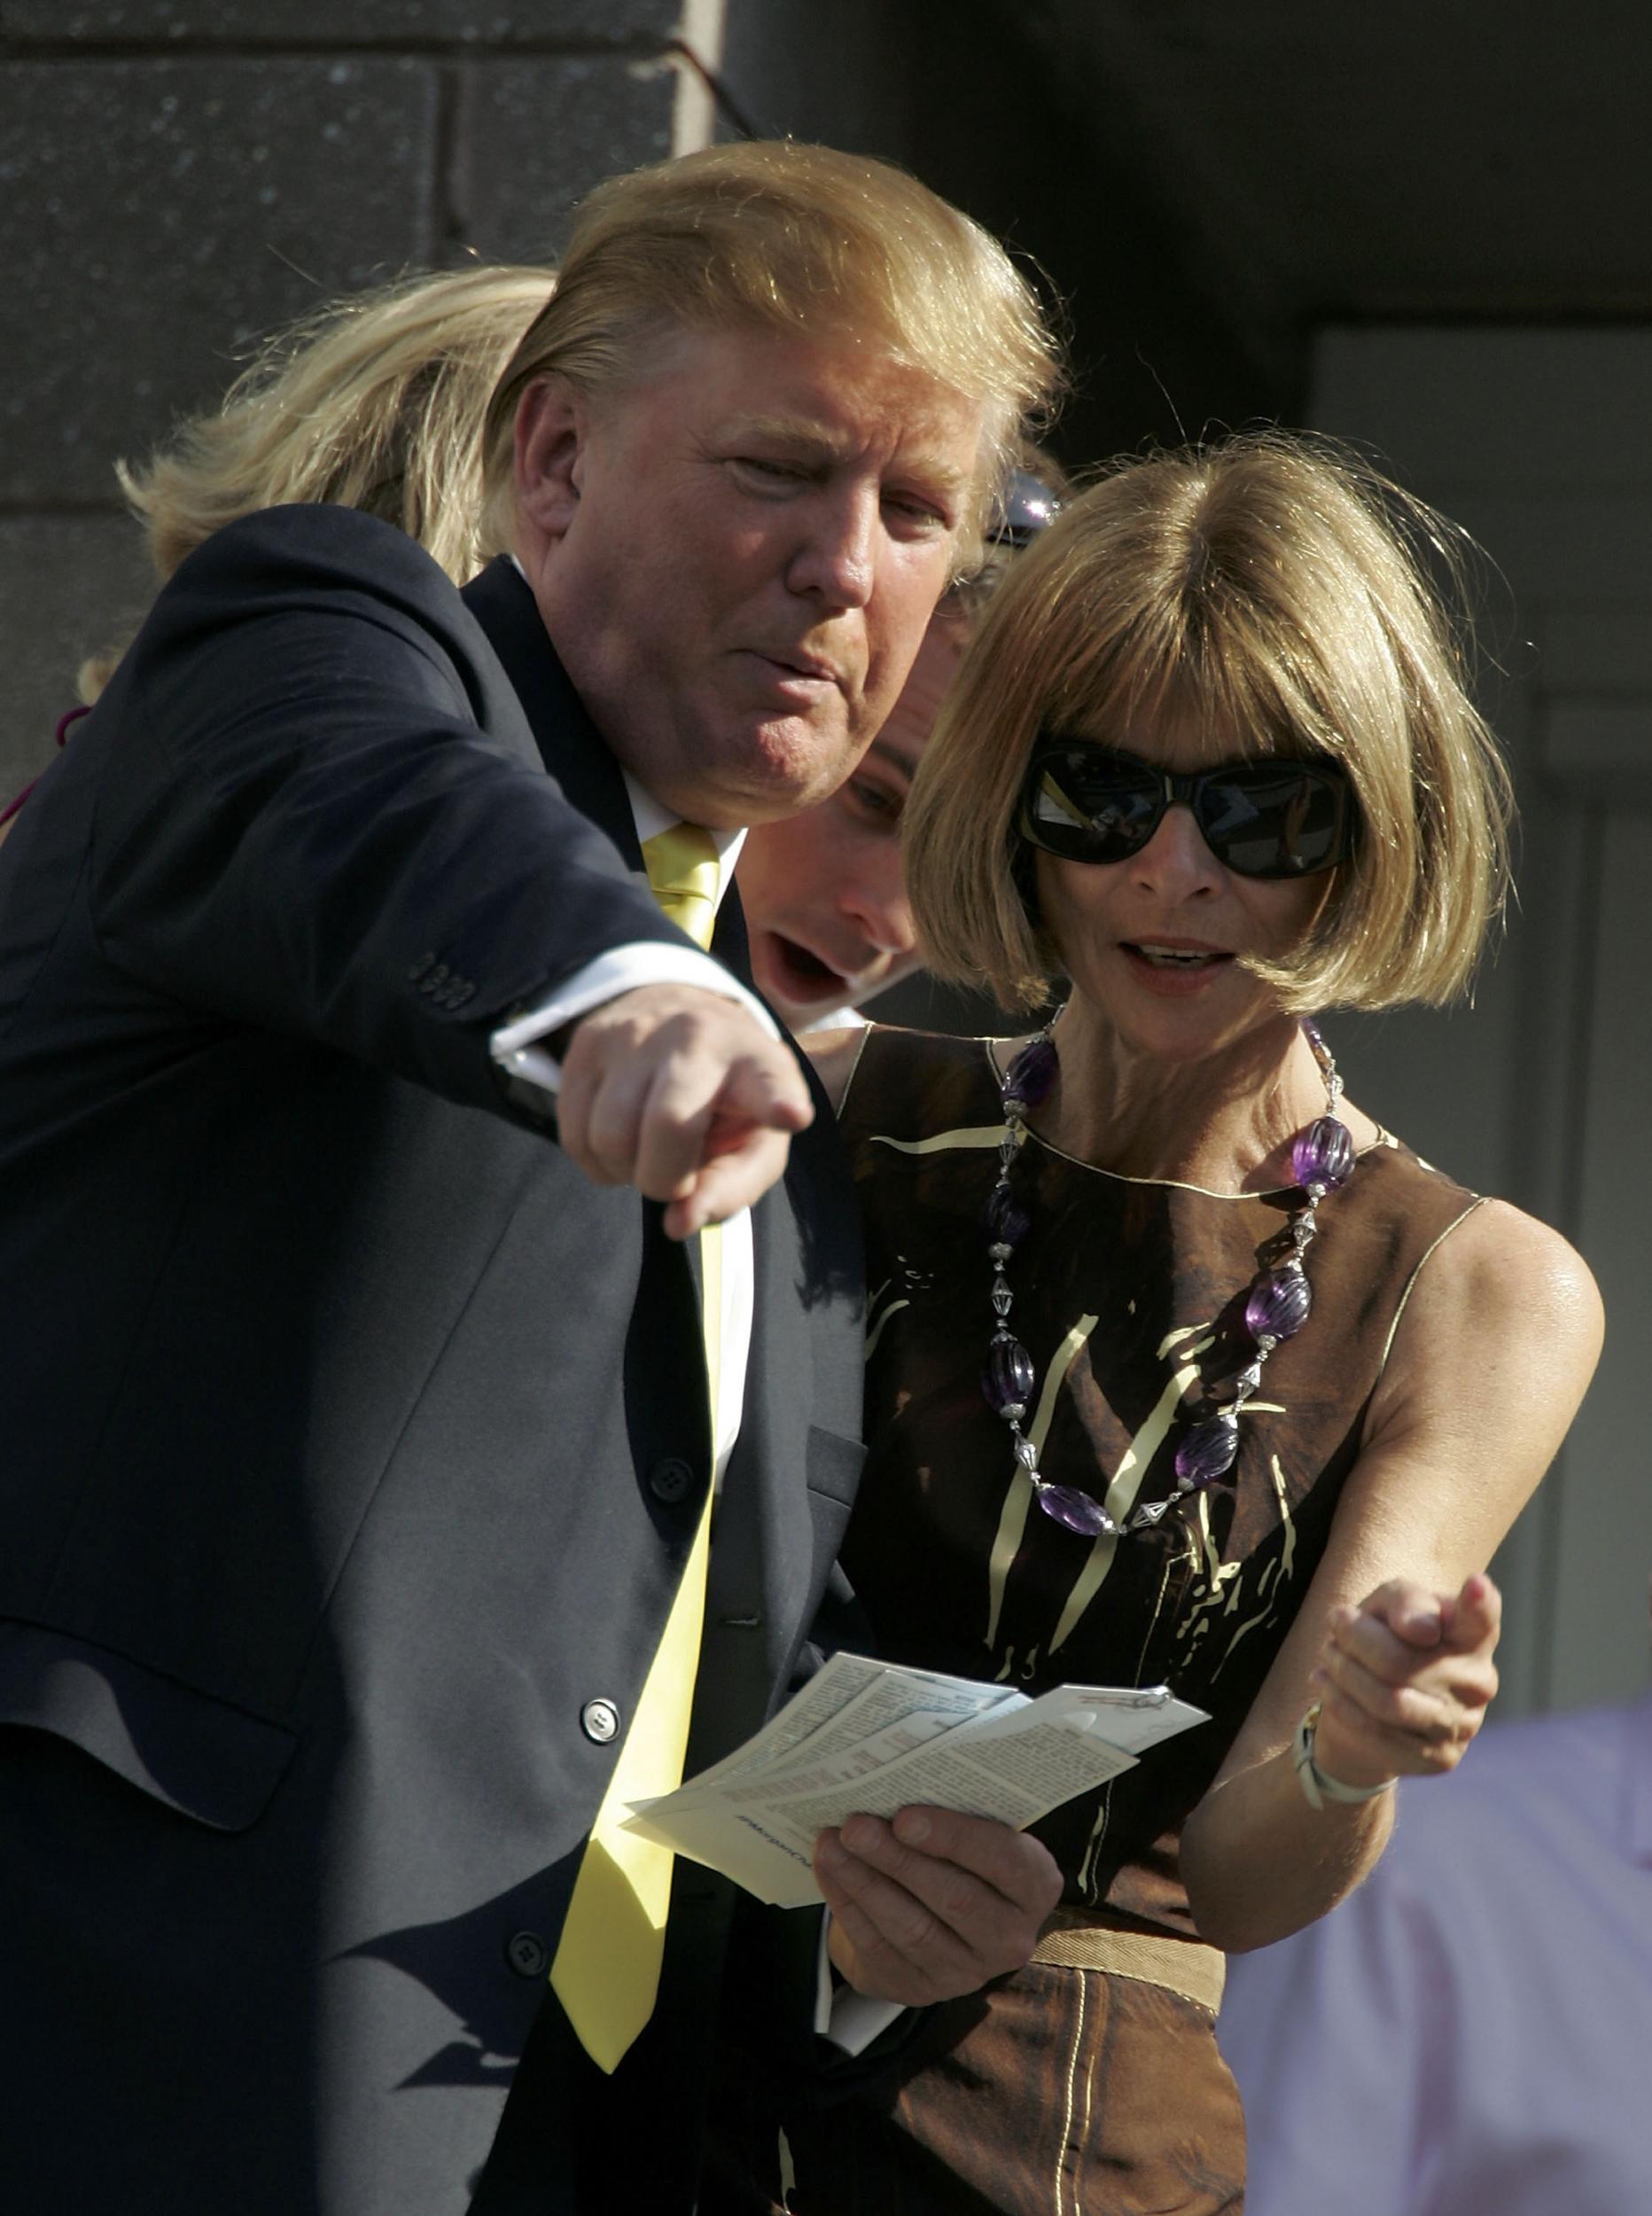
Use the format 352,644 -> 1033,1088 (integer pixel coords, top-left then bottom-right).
731,1026 -> 1484,2216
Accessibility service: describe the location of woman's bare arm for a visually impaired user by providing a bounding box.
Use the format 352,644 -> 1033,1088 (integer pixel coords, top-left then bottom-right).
1179,1196 -> 1603,1953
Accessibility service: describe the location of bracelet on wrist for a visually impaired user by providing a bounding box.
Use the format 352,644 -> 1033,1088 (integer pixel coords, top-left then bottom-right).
1291,1703 -> 1396,1813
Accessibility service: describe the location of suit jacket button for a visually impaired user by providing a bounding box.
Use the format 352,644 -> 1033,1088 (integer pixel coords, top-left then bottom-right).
408,953 -> 436,981
581,1698 -> 620,1744
505,1930 -> 549,1978
648,1457 -> 695,1506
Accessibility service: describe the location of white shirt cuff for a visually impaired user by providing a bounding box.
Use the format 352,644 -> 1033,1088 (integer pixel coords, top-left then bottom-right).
813,1914 -> 909,2057
489,943 -> 779,1094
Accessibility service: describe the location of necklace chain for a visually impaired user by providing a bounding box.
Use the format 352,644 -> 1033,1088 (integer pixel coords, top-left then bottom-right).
983,1018 -> 1355,1541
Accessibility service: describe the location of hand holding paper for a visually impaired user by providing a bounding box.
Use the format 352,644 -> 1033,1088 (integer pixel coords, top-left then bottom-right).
816,1805 -> 1064,2006
625,1654 -> 1208,1909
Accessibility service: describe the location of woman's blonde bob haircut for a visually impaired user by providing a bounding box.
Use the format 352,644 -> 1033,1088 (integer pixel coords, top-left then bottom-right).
904,431 -> 1513,1016
479,139 -> 1062,566
82,263 -> 556,696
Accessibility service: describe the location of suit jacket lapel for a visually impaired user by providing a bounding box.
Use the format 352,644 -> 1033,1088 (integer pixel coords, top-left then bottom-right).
709,878 -> 754,989
465,560 -> 778,1004
462,557 -> 643,870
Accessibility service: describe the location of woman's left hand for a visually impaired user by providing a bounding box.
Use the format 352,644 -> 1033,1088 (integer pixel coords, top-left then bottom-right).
1307,1571 -> 1501,1792
817,1806 -> 1064,2005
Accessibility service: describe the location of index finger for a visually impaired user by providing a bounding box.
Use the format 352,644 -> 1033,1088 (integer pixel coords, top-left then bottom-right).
633,1038 -> 810,1204
663,1124 -> 794,1237
715,1043 -> 815,1135
1439,1571 -> 1501,1652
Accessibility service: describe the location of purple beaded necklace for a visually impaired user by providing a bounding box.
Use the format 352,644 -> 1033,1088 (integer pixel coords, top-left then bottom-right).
983,1018 -> 1355,1539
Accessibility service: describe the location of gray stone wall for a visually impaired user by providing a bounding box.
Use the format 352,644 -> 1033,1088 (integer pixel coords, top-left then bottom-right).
0,0 -> 700,794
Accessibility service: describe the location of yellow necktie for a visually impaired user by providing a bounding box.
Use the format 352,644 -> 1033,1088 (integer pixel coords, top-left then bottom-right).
549,823 -> 723,2072
636,823 -> 720,956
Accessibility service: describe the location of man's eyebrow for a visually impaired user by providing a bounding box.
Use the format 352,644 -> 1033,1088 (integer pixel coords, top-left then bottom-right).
729,412 -> 848,453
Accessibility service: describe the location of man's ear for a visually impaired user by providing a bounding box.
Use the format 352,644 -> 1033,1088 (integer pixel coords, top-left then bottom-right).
513,377 -> 589,546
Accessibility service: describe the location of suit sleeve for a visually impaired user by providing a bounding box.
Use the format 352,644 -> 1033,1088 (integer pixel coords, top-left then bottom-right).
85,508 -> 689,1118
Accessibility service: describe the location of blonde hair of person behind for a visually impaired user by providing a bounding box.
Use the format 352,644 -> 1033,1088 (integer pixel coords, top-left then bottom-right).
81,262 -> 557,698
904,430 -> 1514,1017
479,139 -> 1063,569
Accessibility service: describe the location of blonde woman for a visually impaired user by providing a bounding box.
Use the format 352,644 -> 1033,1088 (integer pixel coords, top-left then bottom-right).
711,433 -> 1602,2215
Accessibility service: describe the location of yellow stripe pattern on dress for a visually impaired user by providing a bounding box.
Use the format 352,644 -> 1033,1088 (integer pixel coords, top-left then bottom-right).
986,1314 -> 1099,1648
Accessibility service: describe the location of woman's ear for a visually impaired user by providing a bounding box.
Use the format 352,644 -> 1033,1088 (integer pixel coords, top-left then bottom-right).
513,376 -> 588,545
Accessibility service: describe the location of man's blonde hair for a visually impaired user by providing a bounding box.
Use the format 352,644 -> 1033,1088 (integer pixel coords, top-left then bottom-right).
82,263 -> 555,696
479,140 -> 1062,566
905,431 -> 1513,1015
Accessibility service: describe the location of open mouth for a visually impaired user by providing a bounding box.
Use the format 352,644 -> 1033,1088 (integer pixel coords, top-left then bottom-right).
1119,940 -> 1235,990
759,932 -> 854,1009
1125,942 -> 1229,971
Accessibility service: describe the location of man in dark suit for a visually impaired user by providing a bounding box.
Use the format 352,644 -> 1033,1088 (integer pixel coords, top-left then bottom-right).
0,144 -> 1061,2212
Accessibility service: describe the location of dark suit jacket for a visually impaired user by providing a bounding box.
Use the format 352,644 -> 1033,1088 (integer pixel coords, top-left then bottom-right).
0,508 -> 864,2215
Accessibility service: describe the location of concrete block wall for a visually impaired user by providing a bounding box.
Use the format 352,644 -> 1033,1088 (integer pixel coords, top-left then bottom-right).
1,0 -> 714,794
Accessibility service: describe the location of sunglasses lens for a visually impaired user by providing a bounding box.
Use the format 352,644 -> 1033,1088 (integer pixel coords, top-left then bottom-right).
1199,767 -> 1348,878
994,468 -> 1062,549
1024,755 -> 1164,861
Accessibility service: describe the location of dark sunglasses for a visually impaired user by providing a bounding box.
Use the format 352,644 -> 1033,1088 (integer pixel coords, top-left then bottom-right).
1018,737 -> 1358,880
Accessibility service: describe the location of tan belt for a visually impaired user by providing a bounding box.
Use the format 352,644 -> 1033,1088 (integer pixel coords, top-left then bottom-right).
1031,1908 -> 1227,2016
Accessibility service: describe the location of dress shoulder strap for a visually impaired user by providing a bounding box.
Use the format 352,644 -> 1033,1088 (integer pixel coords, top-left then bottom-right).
838,1026 -> 1008,1156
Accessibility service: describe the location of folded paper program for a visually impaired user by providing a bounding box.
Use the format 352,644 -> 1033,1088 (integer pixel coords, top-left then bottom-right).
624,1650 -> 1207,1908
